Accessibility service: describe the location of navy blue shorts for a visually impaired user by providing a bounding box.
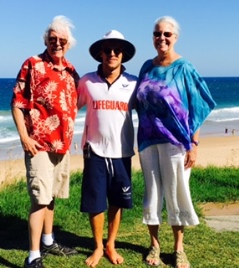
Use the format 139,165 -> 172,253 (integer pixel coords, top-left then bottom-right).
80,151 -> 132,213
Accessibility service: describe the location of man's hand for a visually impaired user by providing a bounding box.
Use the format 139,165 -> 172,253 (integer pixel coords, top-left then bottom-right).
21,136 -> 43,156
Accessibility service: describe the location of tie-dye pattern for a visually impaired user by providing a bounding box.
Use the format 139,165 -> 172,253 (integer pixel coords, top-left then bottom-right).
136,58 -> 216,151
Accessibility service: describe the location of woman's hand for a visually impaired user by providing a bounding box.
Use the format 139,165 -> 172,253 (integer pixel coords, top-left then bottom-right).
184,145 -> 197,169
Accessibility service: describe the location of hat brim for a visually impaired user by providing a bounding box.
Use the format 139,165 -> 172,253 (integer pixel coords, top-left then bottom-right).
89,38 -> 135,63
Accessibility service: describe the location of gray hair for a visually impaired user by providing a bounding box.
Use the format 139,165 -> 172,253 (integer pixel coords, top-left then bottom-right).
43,15 -> 76,48
154,16 -> 180,37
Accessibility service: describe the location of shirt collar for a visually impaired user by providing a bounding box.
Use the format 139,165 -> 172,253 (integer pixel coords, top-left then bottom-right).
97,64 -> 126,78
42,50 -> 69,68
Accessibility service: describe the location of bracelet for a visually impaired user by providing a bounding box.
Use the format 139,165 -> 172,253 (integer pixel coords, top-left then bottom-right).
191,140 -> 200,146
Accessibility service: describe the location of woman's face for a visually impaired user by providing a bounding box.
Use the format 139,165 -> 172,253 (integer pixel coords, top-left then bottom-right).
153,22 -> 177,54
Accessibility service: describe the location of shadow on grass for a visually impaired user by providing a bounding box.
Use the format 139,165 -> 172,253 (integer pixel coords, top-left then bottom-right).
0,213 -> 89,267
0,214 -> 29,250
0,213 -> 92,250
160,252 -> 175,267
0,256 -> 22,268
0,214 -> 166,267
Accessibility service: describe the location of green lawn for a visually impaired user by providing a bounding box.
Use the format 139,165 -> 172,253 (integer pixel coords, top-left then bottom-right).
0,167 -> 239,267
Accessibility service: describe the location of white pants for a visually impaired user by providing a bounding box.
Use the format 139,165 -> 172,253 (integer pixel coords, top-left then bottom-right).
139,143 -> 199,226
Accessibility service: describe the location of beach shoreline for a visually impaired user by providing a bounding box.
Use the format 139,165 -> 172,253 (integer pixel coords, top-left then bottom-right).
1,135 -> 239,188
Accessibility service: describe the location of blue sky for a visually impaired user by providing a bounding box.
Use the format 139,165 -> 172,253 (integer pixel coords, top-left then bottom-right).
1,0 -> 238,78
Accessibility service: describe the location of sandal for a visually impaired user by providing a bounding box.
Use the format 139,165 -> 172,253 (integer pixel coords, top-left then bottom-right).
174,251 -> 190,268
145,246 -> 163,266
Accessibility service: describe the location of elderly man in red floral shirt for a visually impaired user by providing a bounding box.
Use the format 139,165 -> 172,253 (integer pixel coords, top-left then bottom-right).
11,15 -> 79,268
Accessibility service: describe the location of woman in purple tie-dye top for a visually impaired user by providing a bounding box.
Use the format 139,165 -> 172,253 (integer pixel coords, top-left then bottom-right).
136,16 -> 216,267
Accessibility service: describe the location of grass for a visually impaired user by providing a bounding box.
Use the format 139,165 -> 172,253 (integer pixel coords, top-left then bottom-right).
1,167 -> 239,267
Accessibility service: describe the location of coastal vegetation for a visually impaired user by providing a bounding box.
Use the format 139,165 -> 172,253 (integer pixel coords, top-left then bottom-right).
0,167 -> 239,267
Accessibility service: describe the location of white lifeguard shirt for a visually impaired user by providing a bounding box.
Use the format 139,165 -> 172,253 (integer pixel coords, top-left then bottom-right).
77,70 -> 137,158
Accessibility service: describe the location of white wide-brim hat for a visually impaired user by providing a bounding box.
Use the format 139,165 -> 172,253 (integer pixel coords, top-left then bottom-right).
89,30 -> 136,63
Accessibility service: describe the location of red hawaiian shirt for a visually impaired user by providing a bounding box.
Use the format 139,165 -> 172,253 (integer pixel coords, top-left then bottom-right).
11,50 -> 79,154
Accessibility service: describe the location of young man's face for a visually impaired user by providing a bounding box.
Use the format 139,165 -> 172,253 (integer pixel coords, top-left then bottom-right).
100,41 -> 124,71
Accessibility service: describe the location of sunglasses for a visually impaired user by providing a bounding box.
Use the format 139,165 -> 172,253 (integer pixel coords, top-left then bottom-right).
102,47 -> 123,56
153,31 -> 173,38
48,36 -> 68,46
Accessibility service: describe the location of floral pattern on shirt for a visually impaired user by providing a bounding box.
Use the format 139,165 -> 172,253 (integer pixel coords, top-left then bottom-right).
12,50 -> 79,154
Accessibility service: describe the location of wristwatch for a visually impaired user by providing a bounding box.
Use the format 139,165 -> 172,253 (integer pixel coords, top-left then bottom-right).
191,140 -> 200,146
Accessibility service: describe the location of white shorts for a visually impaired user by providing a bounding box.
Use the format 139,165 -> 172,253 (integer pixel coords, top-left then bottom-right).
139,143 -> 199,226
25,151 -> 70,205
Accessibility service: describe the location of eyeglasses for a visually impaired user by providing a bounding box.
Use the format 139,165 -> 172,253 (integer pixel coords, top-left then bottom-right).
48,36 -> 68,46
102,47 -> 123,56
153,31 -> 174,38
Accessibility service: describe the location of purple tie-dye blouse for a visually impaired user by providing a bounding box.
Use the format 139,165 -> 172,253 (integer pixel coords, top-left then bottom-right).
136,58 -> 216,152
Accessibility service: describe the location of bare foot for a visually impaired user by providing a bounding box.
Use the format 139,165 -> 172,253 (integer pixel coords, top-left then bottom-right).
105,247 -> 124,265
85,248 -> 104,267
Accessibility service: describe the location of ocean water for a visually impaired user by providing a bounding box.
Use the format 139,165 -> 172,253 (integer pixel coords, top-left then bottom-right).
0,77 -> 239,160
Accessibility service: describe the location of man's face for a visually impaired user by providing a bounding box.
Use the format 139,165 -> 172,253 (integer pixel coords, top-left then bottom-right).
100,41 -> 123,71
46,30 -> 69,61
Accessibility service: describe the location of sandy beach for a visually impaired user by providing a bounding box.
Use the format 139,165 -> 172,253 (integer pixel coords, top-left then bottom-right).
1,135 -> 239,188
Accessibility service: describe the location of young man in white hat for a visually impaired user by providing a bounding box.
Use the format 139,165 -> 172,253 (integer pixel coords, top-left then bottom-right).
77,30 -> 137,267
